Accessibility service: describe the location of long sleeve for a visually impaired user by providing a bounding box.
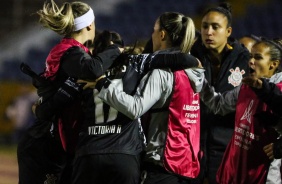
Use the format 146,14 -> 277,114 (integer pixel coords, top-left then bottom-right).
98,69 -> 171,120
35,77 -> 82,120
274,138 -> 282,159
61,45 -> 121,80
200,79 -> 239,116
34,45 -> 120,120
252,79 -> 282,115
151,53 -> 199,70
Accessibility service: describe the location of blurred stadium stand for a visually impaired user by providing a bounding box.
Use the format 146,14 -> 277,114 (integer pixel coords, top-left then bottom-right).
0,0 -> 281,142
0,0 -> 281,80
0,0 -> 281,81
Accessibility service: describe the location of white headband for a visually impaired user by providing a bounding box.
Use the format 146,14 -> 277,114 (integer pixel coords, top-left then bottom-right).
73,8 -> 95,31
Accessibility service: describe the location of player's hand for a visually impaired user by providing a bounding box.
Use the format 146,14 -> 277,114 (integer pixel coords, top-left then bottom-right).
263,143 -> 274,160
242,75 -> 263,89
77,75 -> 106,90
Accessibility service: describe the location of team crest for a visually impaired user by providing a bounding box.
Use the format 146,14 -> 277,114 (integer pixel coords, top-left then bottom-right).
228,67 -> 245,87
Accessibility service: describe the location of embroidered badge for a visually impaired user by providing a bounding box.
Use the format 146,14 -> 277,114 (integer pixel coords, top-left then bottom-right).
228,67 -> 245,87
44,174 -> 57,184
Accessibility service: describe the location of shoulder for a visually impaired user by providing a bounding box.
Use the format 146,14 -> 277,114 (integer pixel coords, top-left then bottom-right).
146,69 -> 173,86
62,46 -> 90,61
64,46 -> 88,55
191,38 -> 206,58
151,68 -> 171,77
226,40 -> 250,67
229,37 -> 249,56
270,72 -> 282,83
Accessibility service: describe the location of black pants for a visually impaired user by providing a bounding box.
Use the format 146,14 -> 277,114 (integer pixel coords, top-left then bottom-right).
141,163 -> 191,184
17,128 -> 70,184
72,153 -> 140,184
206,127 -> 233,184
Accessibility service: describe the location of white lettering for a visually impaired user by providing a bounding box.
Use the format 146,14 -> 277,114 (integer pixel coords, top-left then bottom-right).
88,125 -> 122,135
234,140 -> 241,147
185,113 -> 198,118
235,135 -> 242,141
186,119 -> 197,124
182,104 -> 200,111
239,123 -> 250,130
116,125 -> 122,133
235,126 -> 255,140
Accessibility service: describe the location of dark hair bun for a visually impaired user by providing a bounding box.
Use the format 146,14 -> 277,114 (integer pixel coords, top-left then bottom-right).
219,2 -> 232,13
93,30 -> 124,55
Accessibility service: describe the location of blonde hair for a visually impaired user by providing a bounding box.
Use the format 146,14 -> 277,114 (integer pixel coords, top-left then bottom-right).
37,0 -> 90,36
159,12 -> 195,53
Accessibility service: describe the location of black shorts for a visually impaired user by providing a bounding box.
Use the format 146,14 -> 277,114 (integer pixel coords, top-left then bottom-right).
141,163 -> 191,184
72,153 -> 141,184
17,126 -> 68,184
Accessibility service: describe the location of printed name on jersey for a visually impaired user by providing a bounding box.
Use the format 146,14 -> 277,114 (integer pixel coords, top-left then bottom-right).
88,125 -> 122,135
228,67 -> 245,87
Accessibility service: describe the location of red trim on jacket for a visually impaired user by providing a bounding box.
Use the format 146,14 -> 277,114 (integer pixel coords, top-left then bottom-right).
43,38 -> 89,79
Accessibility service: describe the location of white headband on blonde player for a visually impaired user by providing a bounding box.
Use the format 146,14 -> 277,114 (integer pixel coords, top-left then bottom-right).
73,8 -> 95,31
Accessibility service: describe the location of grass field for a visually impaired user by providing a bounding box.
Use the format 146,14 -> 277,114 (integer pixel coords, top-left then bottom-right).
0,145 -> 18,184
